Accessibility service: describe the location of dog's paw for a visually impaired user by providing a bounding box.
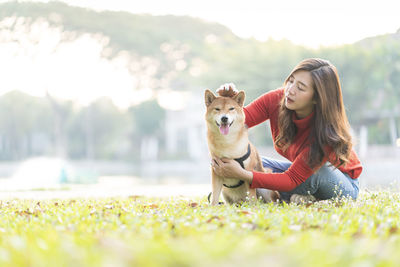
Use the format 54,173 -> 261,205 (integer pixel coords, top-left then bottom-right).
207,192 -> 224,205
256,189 -> 280,203
270,190 -> 281,202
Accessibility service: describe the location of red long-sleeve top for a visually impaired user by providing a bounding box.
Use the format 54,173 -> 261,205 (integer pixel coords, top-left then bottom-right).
244,88 -> 362,192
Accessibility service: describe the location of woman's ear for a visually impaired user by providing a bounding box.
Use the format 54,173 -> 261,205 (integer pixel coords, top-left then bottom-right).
233,91 -> 245,107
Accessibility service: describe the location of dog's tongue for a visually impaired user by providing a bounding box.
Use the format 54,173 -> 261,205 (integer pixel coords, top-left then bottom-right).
219,124 -> 229,135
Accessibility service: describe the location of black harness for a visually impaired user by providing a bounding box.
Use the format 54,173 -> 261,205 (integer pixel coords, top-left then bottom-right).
223,144 -> 251,188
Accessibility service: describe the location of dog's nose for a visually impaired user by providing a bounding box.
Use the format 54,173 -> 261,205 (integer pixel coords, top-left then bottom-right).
221,116 -> 228,123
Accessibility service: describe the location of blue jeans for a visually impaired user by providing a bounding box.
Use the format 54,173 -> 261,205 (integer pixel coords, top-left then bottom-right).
260,157 -> 360,201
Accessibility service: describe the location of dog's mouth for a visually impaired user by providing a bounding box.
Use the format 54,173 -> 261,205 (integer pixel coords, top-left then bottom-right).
215,121 -> 234,135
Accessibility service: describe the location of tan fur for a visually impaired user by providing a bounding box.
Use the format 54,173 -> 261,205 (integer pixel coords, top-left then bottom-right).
205,88 -> 280,205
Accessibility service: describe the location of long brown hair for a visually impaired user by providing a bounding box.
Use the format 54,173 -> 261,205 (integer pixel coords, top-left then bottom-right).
275,58 -> 353,169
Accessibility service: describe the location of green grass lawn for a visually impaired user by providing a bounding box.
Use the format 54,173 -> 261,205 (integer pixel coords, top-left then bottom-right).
0,191 -> 399,267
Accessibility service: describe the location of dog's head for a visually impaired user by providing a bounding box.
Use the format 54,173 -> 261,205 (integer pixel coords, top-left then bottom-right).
204,83 -> 245,136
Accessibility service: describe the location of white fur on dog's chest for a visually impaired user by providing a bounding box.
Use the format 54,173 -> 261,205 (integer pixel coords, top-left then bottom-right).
210,137 -> 249,159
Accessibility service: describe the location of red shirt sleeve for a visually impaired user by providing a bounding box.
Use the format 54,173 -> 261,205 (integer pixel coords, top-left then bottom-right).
250,149 -> 328,192
243,88 -> 283,128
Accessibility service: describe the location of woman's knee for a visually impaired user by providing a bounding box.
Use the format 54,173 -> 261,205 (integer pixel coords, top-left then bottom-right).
312,165 -> 358,200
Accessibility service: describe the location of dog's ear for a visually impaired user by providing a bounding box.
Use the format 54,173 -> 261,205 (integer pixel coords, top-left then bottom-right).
232,90 -> 245,107
205,89 -> 217,107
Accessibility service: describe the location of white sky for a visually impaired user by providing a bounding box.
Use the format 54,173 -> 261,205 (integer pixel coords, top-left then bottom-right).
27,0 -> 400,47
1,0 -> 399,109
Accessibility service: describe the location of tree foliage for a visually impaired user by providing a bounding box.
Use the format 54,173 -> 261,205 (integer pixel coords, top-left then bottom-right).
0,2 -> 399,159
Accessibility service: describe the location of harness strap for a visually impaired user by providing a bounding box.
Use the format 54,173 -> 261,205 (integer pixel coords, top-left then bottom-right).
223,180 -> 244,188
223,144 -> 251,189
233,143 -> 251,168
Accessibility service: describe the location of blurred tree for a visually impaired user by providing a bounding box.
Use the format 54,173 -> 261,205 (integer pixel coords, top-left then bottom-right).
0,0 -> 399,158
128,99 -> 165,160
67,97 -> 131,160
0,91 -> 54,159
46,92 -> 74,158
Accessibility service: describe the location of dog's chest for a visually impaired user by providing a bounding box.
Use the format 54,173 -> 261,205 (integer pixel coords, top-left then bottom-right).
210,138 -> 248,159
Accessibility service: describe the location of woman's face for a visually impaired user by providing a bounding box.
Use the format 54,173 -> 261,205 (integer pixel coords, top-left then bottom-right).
285,70 -> 315,119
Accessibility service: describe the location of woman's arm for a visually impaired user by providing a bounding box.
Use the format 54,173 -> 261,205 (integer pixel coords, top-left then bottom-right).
243,88 -> 283,128
250,150 -> 327,191
212,149 -> 328,192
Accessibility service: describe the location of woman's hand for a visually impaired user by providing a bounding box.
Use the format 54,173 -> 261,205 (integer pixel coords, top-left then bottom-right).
211,157 -> 253,183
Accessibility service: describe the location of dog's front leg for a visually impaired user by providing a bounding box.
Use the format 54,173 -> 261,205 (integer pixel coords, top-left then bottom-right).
211,171 -> 223,205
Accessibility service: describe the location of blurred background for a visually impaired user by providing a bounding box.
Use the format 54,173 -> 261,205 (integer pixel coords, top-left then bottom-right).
0,0 -> 399,195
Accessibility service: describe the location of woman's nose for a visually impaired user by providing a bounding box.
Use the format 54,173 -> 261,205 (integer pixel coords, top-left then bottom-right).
286,84 -> 295,95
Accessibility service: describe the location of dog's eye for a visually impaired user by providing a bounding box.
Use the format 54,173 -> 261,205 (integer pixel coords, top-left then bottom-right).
215,108 -> 220,111
229,107 -> 235,111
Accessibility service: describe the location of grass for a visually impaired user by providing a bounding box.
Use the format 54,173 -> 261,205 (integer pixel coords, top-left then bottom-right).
0,190 -> 399,267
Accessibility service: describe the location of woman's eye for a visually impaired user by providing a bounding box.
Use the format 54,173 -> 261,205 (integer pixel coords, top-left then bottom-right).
229,107 -> 235,111
297,85 -> 304,91
215,108 -> 220,111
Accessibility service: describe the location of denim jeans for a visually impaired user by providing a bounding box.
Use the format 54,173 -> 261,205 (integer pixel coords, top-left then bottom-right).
260,157 -> 360,201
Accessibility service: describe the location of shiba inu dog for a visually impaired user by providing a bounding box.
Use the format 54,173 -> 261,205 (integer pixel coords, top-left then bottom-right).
205,83 -> 279,205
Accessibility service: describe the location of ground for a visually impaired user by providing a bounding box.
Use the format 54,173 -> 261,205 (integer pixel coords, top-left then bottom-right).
0,189 -> 399,266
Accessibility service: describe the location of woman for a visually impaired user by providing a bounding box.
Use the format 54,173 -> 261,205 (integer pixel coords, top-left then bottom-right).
212,58 -> 362,203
